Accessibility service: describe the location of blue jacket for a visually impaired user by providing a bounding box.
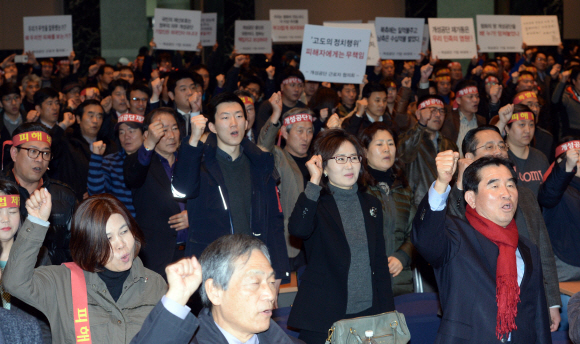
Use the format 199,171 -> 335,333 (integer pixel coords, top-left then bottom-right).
172,133 -> 290,282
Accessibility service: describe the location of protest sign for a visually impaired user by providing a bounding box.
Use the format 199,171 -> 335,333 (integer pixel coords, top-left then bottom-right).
324,22 -> 379,65
520,15 -> 561,46
476,15 -> 522,52
235,20 -> 272,54
201,13 -> 217,46
421,24 -> 430,54
374,17 -> 424,60
23,15 -> 73,58
154,9 -> 201,51
323,20 -> 363,24
270,9 -> 308,42
428,18 -> 477,59
300,24 -> 370,84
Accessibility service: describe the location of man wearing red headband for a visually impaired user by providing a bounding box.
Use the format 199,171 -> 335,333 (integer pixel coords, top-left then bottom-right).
3,122 -> 76,265
553,67 -> 580,137
399,94 -> 458,207
442,80 -> 486,156
258,91 -> 314,270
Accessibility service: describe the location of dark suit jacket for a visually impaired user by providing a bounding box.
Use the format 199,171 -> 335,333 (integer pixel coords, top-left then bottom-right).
130,302 -> 304,344
124,149 -> 183,279
412,194 -> 551,343
287,189 -> 395,333
448,184 -> 561,309
441,109 -> 487,145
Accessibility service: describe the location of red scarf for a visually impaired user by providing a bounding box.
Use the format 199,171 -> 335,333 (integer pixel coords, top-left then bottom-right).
465,205 -> 520,340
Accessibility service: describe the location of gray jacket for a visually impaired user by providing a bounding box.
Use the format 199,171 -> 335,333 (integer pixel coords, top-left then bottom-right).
3,219 -> 167,344
447,184 -> 562,309
258,119 -> 304,258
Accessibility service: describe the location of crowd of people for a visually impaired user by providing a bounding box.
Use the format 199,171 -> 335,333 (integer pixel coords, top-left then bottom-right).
1,34 -> 580,343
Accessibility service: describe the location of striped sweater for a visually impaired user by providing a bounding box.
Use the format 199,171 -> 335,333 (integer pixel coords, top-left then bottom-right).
87,150 -> 136,217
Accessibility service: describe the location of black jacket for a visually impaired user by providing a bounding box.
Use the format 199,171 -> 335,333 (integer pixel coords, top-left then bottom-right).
124,147 -> 183,279
172,134 -> 290,283
130,302 -> 304,344
412,194 -> 551,343
2,169 -> 76,265
287,189 -> 394,333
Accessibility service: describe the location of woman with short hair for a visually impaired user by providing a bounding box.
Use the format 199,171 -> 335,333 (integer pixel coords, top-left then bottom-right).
287,129 -> 395,344
3,191 -> 167,343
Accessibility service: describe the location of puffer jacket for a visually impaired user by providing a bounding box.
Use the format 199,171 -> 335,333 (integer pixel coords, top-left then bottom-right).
2,168 -> 77,265
366,179 -> 416,296
398,123 -> 458,206
3,219 -> 167,344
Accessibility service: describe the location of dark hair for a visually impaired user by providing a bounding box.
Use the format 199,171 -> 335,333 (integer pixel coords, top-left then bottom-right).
571,67 -> 580,85
462,125 -> 502,156
143,107 -> 181,131
276,67 -> 305,89
96,64 -> 114,77
0,83 -> 20,98
380,77 -> 398,89
463,157 -> 517,195
70,194 -> 145,273
239,75 -> 264,93
233,89 -> 255,103
167,70 -> 195,94
506,104 -> 534,129
206,92 -> 247,124
119,65 -> 134,75
190,71 -> 204,88
89,56 -> 105,65
33,87 -> 59,106
362,82 -> 387,99
128,82 -> 152,99
333,83 -> 359,94
358,122 -> 407,187
312,129 -> 366,191
75,99 -> 103,119
0,179 -> 25,224
531,51 -> 547,64
108,79 -> 130,94
454,79 -> 478,95
190,64 -> 209,74
308,87 -> 339,115
156,52 -> 172,65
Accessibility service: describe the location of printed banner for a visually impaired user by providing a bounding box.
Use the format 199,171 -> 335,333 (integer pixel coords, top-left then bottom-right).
374,17 -> 424,60
428,18 -> 477,59
23,15 -> 73,58
324,22 -> 379,65
235,20 -> 272,54
270,9 -> 308,42
520,15 -> 561,46
200,13 -> 217,46
154,9 -> 201,51
477,15 -> 522,52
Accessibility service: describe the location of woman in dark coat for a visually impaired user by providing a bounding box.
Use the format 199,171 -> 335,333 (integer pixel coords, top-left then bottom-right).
287,129 -> 395,344
359,122 -> 416,296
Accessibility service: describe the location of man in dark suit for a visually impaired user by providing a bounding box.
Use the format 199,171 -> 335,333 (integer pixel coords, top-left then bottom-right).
412,153 -> 551,343
124,107 -> 187,279
130,235 -> 304,344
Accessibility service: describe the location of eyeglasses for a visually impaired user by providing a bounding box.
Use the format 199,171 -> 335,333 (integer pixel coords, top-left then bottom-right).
475,142 -> 509,152
19,147 -> 52,161
131,97 -> 148,103
1,95 -> 20,103
330,155 -> 362,164
423,107 -> 445,116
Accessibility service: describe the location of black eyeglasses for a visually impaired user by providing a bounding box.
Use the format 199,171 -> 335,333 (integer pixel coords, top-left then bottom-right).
19,147 -> 52,161
329,155 -> 362,164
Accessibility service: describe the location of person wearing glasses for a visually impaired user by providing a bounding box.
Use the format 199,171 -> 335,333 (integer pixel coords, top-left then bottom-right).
287,129 -> 395,344
446,124 -> 562,332
398,94 -> 458,207
2,122 -> 77,265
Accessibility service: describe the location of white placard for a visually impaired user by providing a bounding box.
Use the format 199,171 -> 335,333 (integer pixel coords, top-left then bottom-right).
421,24 -> 430,54
201,13 -> 217,46
270,9 -> 308,43
235,20 -> 272,54
324,23 -> 379,65
154,9 -> 201,51
23,15 -> 73,58
374,17 -> 424,60
323,20 -> 363,24
300,24 -> 370,84
476,15 -> 522,52
520,15 -> 561,46
428,18 -> 477,59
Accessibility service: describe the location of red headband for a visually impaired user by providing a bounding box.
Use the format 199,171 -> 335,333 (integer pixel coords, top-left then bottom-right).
118,113 -> 144,124
556,140 -> 580,158
457,86 -> 478,97
418,98 -> 444,110
448,62 -> 461,69
0,195 -> 20,208
282,77 -> 303,85
513,91 -> 537,104
436,68 -> 450,76
525,66 -> 537,73
283,113 -> 313,127
508,111 -> 534,124
239,96 -> 254,105
435,75 -> 451,82
2,131 -> 52,170
519,74 -> 534,82
485,76 -> 499,85
384,81 -> 396,89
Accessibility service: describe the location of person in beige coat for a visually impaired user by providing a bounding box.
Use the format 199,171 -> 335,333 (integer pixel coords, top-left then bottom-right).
258,92 -> 314,269
3,191 -> 166,344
